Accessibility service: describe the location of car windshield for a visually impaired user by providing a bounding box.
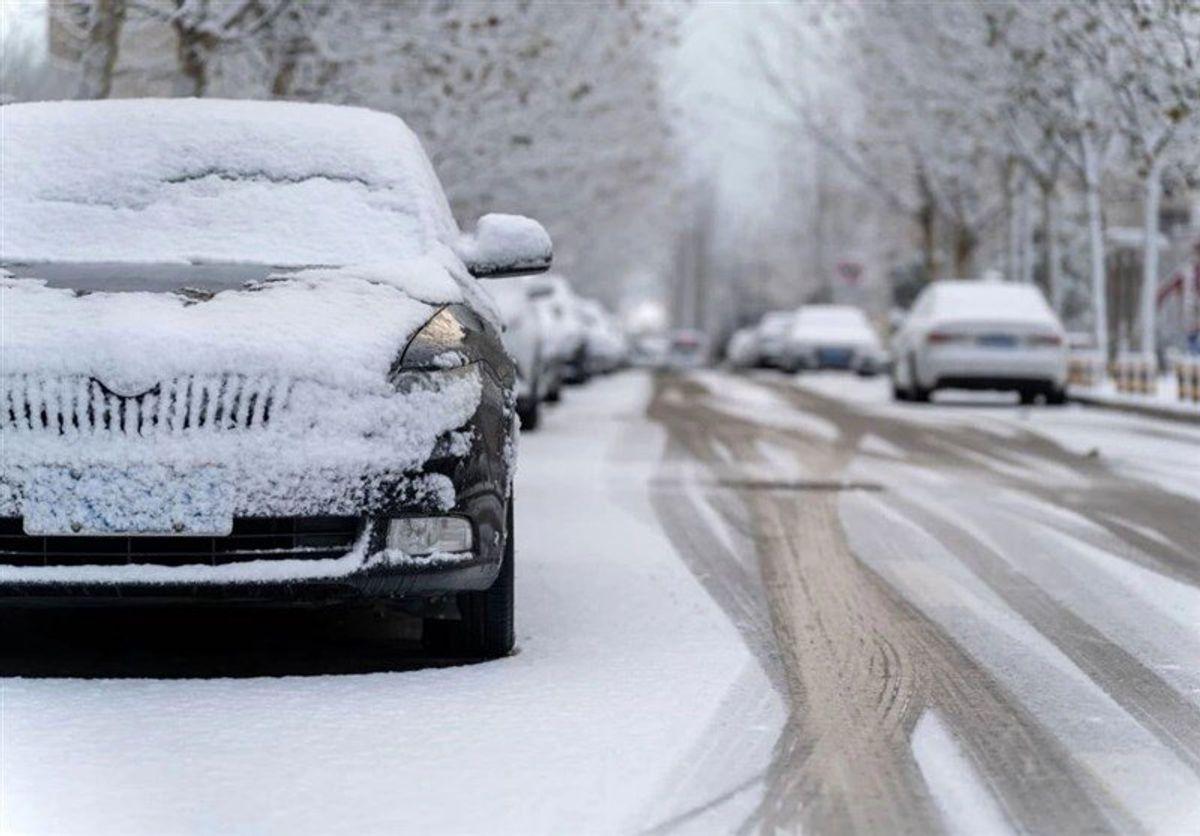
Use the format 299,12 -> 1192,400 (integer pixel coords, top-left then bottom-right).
0,100 -> 452,267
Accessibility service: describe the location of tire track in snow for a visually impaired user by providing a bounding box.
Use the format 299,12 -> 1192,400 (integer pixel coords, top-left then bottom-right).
762,378 -> 1200,588
648,371 -> 1152,834
880,490 -> 1200,774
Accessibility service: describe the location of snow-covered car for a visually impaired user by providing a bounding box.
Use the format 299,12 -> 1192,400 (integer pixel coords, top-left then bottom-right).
629,333 -> 671,368
529,275 -> 589,387
782,305 -> 886,374
666,329 -> 710,369
486,277 -> 553,431
756,310 -> 797,368
577,299 -> 628,375
725,326 -> 762,368
890,280 -> 1068,404
0,99 -> 554,658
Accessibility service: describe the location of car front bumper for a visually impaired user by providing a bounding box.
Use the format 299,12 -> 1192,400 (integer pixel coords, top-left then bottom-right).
0,368 -> 515,605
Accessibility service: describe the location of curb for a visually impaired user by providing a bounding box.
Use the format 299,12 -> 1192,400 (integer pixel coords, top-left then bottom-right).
1068,392 -> 1200,425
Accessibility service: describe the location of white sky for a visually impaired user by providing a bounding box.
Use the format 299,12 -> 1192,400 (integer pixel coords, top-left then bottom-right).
0,0 -> 45,46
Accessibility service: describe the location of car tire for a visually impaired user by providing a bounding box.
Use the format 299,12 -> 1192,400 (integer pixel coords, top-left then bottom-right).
424,500 -> 515,660
517,396 -> 540,431
545,382 -> 561,404
892,380 -> 910,401
908,356 -> 931,402
1018,388 -> 1037,405
1046,387 -> 1067,406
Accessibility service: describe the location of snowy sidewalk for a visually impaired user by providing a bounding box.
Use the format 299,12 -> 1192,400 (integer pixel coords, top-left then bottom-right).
1069,377 -> 1200,424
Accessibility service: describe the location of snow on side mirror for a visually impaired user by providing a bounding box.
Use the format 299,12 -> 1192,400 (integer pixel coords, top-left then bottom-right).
457,214 -> 552,279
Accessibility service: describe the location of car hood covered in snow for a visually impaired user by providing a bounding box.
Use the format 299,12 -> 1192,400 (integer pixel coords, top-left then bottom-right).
1,258 -> 465,391
0,258 -> 486,520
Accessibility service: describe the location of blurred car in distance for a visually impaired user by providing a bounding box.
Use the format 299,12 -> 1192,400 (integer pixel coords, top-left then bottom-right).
890,280 -> 1068,404
577,299 -> 628,375
756,310 -> 796,368
725,326 -> 762,368
488,277 -> 554,430
630,333 -> 671,368
783,305 -> 886,375
528,274 -> 586,398
666,329 -> 710,369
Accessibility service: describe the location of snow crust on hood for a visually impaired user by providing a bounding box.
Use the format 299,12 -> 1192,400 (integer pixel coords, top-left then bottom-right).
0,259 -> 461,390
0,99 -> 460,265
0,259 -> 482,521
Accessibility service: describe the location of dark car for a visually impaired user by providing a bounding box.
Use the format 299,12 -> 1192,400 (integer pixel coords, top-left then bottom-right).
0,99 -> 552,658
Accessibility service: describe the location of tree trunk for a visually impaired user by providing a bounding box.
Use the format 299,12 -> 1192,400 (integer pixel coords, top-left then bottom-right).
1004,158 -> 1019,281
173,25 -> 211,96
77,0 -> 126,99
952,223 -> 976,278
916,169 -> 938,281
1042,181 -> 1062,312
1140,156 -> 1164,362
1018,177 -> 1035,284
1082,135 -> 1109,360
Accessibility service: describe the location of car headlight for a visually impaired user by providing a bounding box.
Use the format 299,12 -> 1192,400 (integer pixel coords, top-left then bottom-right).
399,307 -> 472,370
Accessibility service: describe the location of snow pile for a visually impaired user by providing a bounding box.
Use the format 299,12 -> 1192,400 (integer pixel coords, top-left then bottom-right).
0,99 -> 460,265
455,213 -> 552,275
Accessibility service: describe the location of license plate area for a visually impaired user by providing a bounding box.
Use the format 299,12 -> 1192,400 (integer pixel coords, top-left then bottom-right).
23,466 -> 234,536
977,333 -> 1018,349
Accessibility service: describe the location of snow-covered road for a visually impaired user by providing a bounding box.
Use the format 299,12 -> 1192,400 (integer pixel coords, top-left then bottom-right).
650,370 -> 1200,834
2,369 -> 1198,835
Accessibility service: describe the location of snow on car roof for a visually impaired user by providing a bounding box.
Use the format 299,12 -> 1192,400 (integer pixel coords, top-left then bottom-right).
929,281 -> 1056,322
796,305 -> 869,325
1,99 -> 459,265
790,305 -> 878,345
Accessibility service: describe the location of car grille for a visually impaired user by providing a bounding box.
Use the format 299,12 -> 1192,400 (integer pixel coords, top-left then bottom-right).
0,374 -> 290,437
0,516 -> 362,567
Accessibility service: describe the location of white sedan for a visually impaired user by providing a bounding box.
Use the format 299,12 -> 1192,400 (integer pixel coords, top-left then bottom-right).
891,280 -> 1068,404
488,277 -> 554,430
783,305 -> 886,375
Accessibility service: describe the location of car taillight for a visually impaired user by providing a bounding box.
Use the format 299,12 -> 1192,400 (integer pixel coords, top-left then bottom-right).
1026,334 -> 1062,347
927,331 -> 968,345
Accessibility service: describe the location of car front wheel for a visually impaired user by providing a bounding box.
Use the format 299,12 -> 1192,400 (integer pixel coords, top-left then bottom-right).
517,396 -> 540,431
424,500 -> 515,660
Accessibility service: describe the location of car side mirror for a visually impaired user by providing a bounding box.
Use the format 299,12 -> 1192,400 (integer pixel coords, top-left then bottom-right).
457,214 -> 552,278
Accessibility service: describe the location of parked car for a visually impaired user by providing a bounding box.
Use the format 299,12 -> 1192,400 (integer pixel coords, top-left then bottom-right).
529,274 -> 589,390
725,326 -> 762,368
577,299 -> 628,375
756,310 -> 797,368
487,277 -> 554,431
890,280 -> 1067,404
0,99 -> 553,658
783,305 -> 886,375
630,333 -> 671,368
666,329 -> 710,369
